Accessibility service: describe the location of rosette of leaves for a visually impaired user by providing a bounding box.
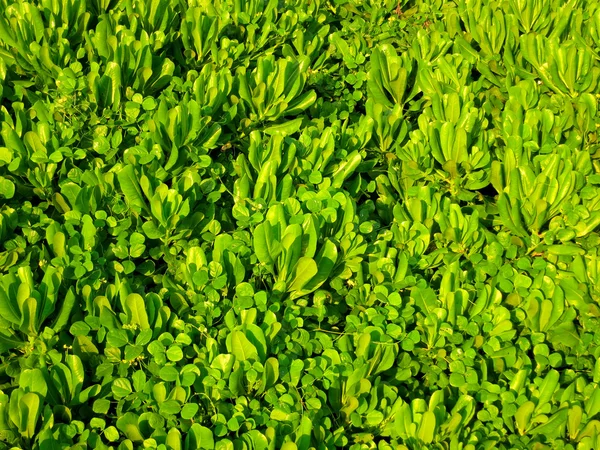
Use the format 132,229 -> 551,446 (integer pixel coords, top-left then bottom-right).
231,0 -> 277,28
520,34 -> 600,98
281,22 -> 330,71
570,174 -> 600,239
252,202 -> 339,299
87,17 -> 177,110
295,118 -> 375,194
508,0 -> 558,35
123,0 -> 181,43
233,131 -> 298,207
128,98 -> 222,180
492,149 -> 588,240
229,0 -> 293,66
0,388 -> 42,446
387,392 -> 476,447
367,44 -> 419,111
457,0 -> 511,60
0,266 -> 74,355
0,207 -> 18,271
369,189 -> 444,283
191,63 -> 237,125
179,3 -> 236,68
233,54 -> 317,131
367,100 -> 408,157
232,125 -> 373,212
117,164 -> 222,250
497,80 -> 557,160
174,235 -> 247,307
587,5 -> 600,51
434,199 -> 486,259
0,0 -> 87,86
0,115 -> 68,201
426,90 -> 493,194
298,188 -> 370,277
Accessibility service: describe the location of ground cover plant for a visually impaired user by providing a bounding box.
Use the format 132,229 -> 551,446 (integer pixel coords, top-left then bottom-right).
0,0 -> 600,448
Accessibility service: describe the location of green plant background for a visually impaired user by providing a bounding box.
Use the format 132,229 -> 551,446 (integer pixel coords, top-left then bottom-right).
0,0 -> 600,449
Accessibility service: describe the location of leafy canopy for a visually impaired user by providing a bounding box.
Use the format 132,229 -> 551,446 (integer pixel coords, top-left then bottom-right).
0,0 -> 600,449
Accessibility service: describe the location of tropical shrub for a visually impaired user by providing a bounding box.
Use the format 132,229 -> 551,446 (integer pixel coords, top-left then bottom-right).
0,0 -> 600,449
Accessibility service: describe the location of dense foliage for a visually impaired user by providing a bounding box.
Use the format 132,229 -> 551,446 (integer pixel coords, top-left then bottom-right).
0,0 -> 600,448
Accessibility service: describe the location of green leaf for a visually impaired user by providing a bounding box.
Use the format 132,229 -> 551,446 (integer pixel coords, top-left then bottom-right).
116,413 -> 144,442
227,330 -> 258,362
52,287 -> 76,332
181,403 -> 199,420
0,176 -> 15,199
287,257 -> 318,294
515,401 -> 535,435
185,423 -> 214,450
418,411 -> 436,444
112,378 -> 133,398
411,286 -> 439,315
20,392 -> 41,440
118,165 -> 149,214
529,408 -> 568,438
253,222 -> 276,267
159,366 -> 179,382
166,346 -> 184,362
125,294 -> 150,330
